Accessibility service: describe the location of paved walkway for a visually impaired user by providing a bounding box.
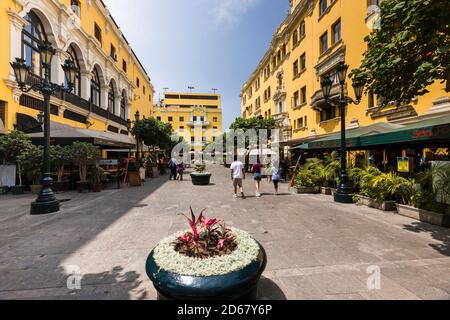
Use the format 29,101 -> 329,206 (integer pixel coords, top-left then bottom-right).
0,164 -> 449,300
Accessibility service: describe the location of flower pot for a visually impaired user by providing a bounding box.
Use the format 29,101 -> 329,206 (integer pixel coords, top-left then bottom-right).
357,195 -> 396,211
146,240 -> 267,300
0,186 -> 9,195
30,185 -> 42,194
53,181 -> 69,193
396,204 -> 450,228
76,182 -> 89,193
10,186 -> 25,195
91,183 -> 102,193
190,173 -> 212,186
294,186 -> 316,194
320,187 -> 332,195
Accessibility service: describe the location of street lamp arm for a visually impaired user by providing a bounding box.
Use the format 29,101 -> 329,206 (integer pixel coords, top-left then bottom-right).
345,97 -> 362,106
17,83 -> 44,94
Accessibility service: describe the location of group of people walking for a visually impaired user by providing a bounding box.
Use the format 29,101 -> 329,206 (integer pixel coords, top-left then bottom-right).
230,158 -> 281,199
168,158 -> 185,181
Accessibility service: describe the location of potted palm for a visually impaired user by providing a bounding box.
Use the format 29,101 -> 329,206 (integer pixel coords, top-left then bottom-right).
50,145 -> 72,192
71,142 -> 100,192
190,164 -> 212,186
294,168 -> 318,194
89,165 -> 104,193
146,208 -> 267,300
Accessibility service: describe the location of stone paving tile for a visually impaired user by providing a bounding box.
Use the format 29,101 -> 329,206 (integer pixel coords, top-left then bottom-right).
0,164 -> 450,300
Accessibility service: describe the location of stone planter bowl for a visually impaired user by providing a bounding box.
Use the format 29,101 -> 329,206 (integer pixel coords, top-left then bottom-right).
190,173 -> 212,186
146,241 -> 267,300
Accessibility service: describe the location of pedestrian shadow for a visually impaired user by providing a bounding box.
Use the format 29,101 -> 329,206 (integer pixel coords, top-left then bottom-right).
257,276 -> 287,300
62,266 -> 149,300
402,221 -> 450,257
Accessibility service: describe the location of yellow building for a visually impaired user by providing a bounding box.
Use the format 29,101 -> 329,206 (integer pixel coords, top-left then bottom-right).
240,0 -> 449,147
152,92 -> 223,153
0,0 -> 154,146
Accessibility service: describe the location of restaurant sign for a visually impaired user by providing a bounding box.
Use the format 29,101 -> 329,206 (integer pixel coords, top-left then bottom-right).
397,157 -> 410,173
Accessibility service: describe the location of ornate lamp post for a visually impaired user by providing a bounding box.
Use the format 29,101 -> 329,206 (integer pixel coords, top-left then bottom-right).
134,111 -> 141,162
10,41 -> 78,215
126,118 -> 132,158
321,62 -> 365,204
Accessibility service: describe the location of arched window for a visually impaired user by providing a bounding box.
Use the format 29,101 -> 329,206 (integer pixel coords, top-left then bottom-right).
90,67 -> 101,106
108,82 -> 115,114
22,11 -> 47,77
120,91 -> 127,120
67,45 -> 81,96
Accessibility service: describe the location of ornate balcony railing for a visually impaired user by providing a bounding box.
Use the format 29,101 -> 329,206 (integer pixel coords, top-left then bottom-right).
24,73 -> 128,127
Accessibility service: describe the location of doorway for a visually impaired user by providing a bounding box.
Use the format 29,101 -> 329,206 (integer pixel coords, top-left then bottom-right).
0,101 -> 6,133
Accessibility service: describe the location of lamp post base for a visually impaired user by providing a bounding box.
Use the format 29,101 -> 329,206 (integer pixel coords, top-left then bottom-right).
30,199 -> 60,215
334,192 -> 354,204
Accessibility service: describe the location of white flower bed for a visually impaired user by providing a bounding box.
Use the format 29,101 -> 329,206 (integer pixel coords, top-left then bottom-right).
153,228 -> 260,277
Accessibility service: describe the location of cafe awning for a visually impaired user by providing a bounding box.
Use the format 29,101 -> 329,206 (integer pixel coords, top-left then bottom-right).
29,122 -> 136,149
293,115 -> 450,150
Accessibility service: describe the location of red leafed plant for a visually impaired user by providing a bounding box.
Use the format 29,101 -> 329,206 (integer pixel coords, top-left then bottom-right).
173,207 -> 237,259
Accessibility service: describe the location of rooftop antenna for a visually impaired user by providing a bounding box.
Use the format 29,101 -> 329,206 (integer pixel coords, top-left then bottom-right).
188,86 -> 195,93
212,88 -> 218,94
163,87 -> 169,92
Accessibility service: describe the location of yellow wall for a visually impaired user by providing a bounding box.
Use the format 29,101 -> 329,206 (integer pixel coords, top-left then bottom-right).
152,93 -> 223,151
241,0 -> 449,143
1,0 -> 154,135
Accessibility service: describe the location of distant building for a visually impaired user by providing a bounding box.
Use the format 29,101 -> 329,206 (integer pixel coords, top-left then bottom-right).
153,92 -> 223,154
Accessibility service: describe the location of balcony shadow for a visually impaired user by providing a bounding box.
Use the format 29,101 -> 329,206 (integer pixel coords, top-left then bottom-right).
257,276 -> 287,300
402,221 -> 450,257
63,266 -> 148,300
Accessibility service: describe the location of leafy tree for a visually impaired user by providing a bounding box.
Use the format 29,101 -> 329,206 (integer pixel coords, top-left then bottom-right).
17,144 -> 43,185
229,116 -> 276,132
70,142 -> 100,183
0,130 -> 33,165
50,145 -> 72,183
349,0 -> 450,105
131,117 -> 174,150
0,130 -> 34,186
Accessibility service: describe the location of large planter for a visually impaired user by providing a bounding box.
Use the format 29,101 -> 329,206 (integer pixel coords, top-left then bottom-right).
91,183 -> 102,193
146,231 -> 267,300
396,204 -> 450,228
0,186 -> 9,195
30,185 -> 41,194
53,181 -> 70,193
76,182 -> 89,193
10,186 -> 25,195
190,173 -> 212,186
357,195 -> 396,211
294,186 -> 317,194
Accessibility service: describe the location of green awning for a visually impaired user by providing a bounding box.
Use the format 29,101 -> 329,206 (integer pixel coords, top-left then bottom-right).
293,115 -> 450,150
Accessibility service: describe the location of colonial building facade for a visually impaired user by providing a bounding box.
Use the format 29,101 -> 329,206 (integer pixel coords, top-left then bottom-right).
240,0 -> 450,146
152,92 -> 223,153
0,0 -> 154,138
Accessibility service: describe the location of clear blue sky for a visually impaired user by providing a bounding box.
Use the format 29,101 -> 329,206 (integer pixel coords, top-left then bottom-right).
104,0 -> 290,128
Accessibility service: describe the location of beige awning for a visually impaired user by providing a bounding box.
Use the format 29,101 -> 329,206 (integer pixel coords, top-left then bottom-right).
29,122 -> 136,149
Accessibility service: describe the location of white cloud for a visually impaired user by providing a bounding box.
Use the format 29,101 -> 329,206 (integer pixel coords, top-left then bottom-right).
212,0 -> 262,25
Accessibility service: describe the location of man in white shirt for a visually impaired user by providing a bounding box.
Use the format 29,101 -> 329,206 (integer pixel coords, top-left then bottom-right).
230,159 -> 246,199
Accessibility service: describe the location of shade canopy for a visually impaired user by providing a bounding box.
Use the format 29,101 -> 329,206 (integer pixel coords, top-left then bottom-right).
292,115 -> 450,150
29,122 -> 136,149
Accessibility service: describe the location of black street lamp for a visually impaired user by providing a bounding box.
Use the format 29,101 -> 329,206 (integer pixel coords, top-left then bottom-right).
134,111 -> 141,162
126,118 -> 132,158
10,41 -> 78,215
321,62 -> 365,204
